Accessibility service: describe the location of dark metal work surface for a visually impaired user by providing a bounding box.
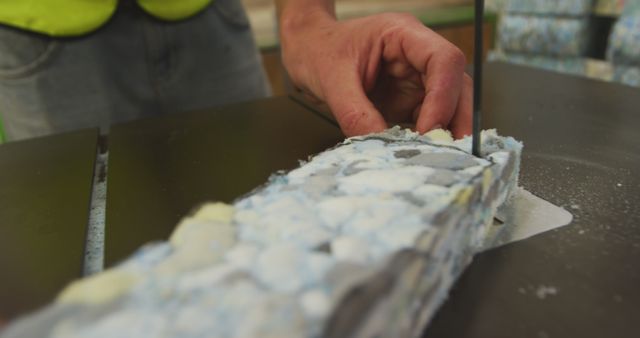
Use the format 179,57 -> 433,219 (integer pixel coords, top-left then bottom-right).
424,62 -> 640,338
0,129 -> 98,320
105,96 -> 344,266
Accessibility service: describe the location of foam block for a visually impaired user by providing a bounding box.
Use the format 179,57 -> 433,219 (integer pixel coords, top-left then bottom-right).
2,128 -> 522,338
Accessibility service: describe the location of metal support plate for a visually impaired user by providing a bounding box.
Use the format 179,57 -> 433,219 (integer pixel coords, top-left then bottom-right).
0,129 -> 98,320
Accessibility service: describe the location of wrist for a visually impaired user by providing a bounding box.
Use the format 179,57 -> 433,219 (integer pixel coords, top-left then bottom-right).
279,4 -> 336,42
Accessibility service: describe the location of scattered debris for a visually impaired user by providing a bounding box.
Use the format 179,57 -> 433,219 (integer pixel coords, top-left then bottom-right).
536,285 -> 558,299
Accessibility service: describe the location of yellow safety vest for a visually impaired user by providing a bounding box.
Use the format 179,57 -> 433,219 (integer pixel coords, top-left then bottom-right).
0,0 -> 212,37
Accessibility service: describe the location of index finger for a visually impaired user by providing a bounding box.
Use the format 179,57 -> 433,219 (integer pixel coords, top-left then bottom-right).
396,27 -> 467,134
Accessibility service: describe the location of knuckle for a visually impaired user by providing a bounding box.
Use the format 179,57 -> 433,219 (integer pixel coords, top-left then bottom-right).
379,12 -> 420,32
390,12 -> 418,23
376,12 -> 412,22
447,47 -> 467,68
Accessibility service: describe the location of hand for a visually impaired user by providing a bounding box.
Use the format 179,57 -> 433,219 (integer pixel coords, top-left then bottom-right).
280,11 -> 472,138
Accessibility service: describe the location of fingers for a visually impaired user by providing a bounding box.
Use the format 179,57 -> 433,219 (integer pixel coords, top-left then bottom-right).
415,47 -> 465,134
324,68 -> 387,137
449,74 -> 473,139
393,27 -> 466,134
282,13 -> 469,138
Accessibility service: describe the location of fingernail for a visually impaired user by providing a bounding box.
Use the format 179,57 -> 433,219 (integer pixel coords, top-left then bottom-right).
431,124 -> 443,130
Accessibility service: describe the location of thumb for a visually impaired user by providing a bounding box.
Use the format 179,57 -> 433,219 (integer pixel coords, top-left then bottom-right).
323,69 -> 387,137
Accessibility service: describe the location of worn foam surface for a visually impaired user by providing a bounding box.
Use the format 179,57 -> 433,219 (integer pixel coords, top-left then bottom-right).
498,15 -> 590,57
607,14 -> 640,67
505,0 -> 594,16
2,128 -> 522,338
